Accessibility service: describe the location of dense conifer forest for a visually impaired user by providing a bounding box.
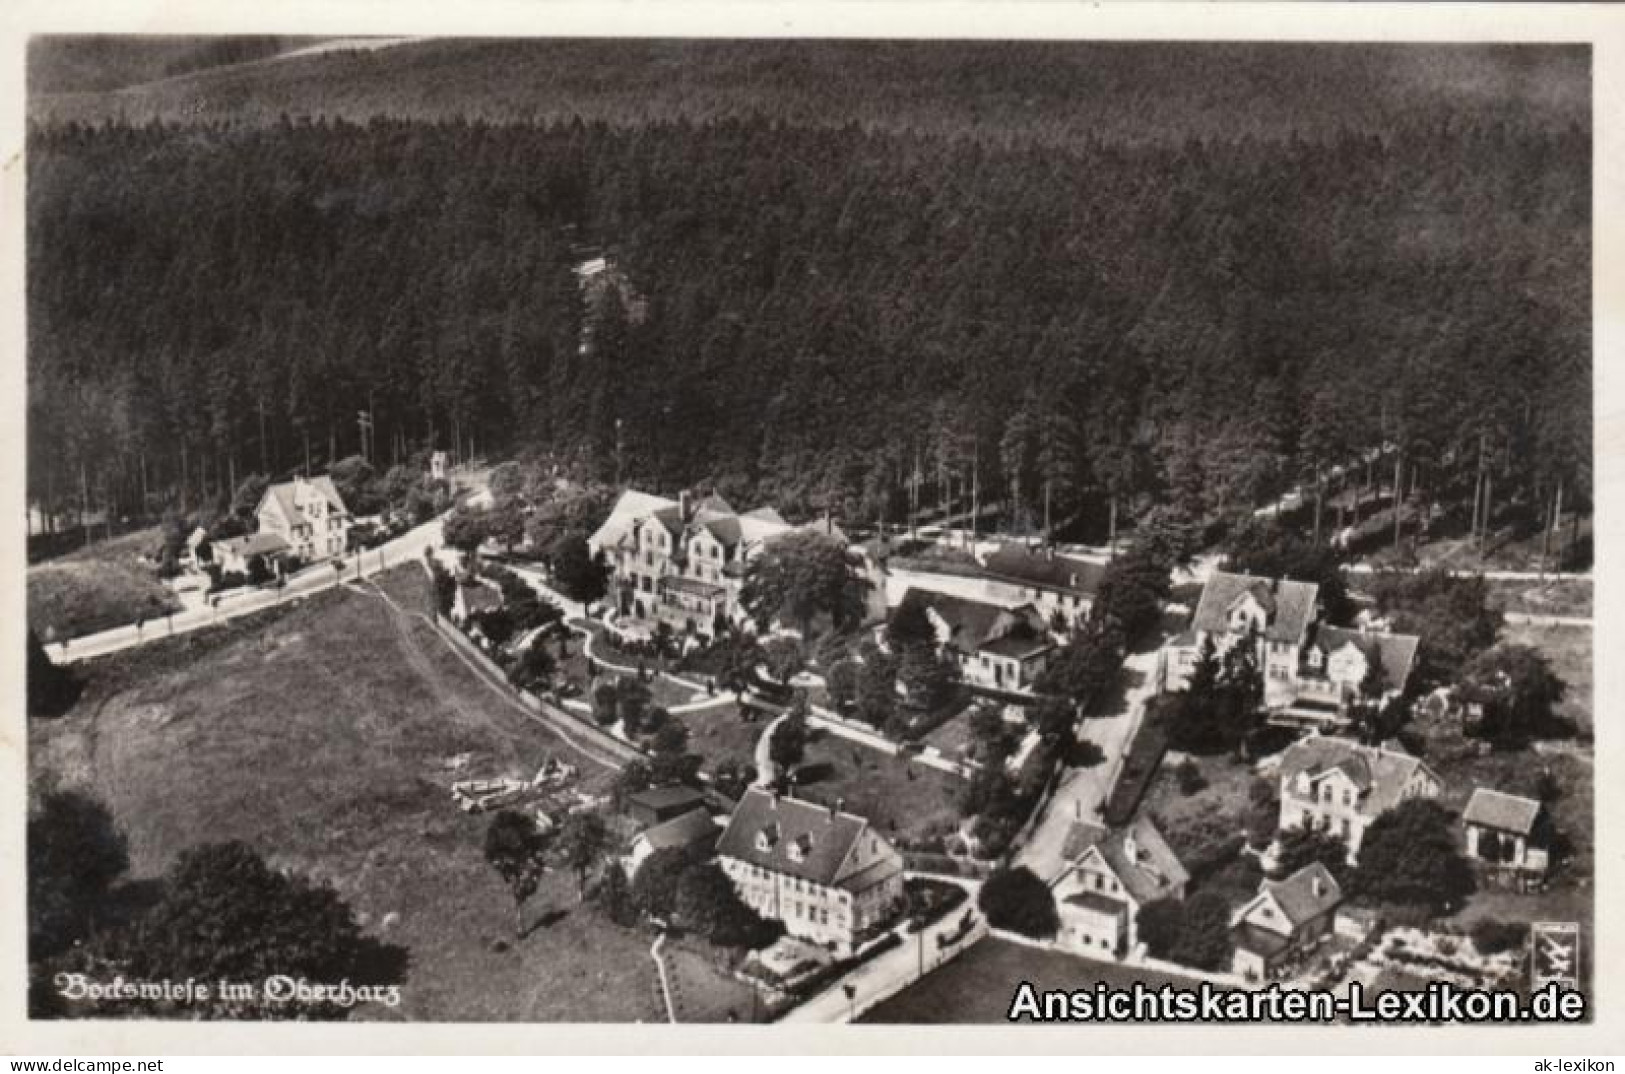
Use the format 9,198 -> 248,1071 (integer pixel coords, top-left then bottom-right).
26,39 -> 1590,542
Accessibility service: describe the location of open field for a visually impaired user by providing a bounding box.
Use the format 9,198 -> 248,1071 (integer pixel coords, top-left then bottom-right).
27,525 -> 181,639
683,701 -> 764,775
1141,753 -> 1264,911
860,937 -> 1201,1022
665,943 -> 765,1024
1501,621 -> 1592,734
1488,577 -> 1592,619
29,565 -> 664,1022
791,729 -> 963,845
1142,752 -> 1257,840
921,703 -> 977,760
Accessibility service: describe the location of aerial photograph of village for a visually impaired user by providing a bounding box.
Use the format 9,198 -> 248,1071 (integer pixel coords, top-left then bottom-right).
22,36 -> 1591,1026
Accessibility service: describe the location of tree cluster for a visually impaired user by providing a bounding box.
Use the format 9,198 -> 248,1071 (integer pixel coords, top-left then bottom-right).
1166,634 -> 1265,756
1458,643 -> 1568,747
627,845 -> 781,949
30,822 -> 406,1020
1137,893 -> 1233,971
29,85 -> 1585,562
1348,799 -> 1474,915
740,532 -> 868,637
1369,568 -> 1503,687
977,866 -> 1057,939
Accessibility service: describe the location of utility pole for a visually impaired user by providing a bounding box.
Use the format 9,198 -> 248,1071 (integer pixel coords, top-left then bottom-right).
357,410 -> 374,466
971,441 -> 980,540
909,445 -> 922,537
615,418 -> 625,488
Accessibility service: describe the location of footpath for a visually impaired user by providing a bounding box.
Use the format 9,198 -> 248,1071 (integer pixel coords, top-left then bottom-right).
54,515 -> 445,664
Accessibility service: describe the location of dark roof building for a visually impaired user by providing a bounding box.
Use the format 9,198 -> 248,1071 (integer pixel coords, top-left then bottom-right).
1191,570 -> 1320,644
626,785 -> 709,827
1462,788 -> 1543,835
1229,862 -> 1343,978
1307,625 -> 1420,693
899,588 -> 1049,660
716,789 -> 873,888
983,545 -> 1107,597
213,531 -> 292,561
627,807 -> 720,876
1093,816 -> 1190,905
1262,862 -> 1343,926
716,787 -> 905,952
1278,736 -> 1441,819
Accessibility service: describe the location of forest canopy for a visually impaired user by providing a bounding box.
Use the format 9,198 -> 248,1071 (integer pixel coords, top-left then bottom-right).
26,41 -> 1589,541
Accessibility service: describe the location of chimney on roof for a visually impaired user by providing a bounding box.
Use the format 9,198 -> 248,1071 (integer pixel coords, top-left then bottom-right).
769,787 -> 779,809
680,490 -> 691,522
829,797 -> 844,822
1123,829 -> 1139,862
1311,873 -> 1325,898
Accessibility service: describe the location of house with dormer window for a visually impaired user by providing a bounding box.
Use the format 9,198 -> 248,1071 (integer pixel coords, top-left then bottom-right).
1276,735 -> 1442,859
588,489 -> 850,638
255,474 -> 352,565
1160,570 -> 1419,727
881,544 -> 1105,631
715,787 -> 904,953
897,588 -> 1054,693
1050,816 -> 1189,959
1229,862 -> 1343,980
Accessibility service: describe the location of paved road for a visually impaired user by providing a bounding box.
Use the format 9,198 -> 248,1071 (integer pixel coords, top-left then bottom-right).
53,516 -> 446,664
779,875 -> 985,1024
753,713 -> 788,788
1013,643 -> 1163,883
1344,562 -> 1591,582
1502,612 -> 1592,628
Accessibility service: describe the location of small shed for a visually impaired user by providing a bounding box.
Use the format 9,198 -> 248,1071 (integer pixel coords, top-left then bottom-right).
626,785 -> 708,828
1463,787 -> 1551,876
453,582 -> 502,623
625,807 -> 720,877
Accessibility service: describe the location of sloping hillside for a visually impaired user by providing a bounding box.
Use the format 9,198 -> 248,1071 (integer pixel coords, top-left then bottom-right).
29,37 -> 1588,147
28,35 -> 318,95
28,567 -> 662,1021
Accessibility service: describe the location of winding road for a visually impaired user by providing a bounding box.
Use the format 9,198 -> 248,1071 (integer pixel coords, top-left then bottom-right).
53,514 -> 446,664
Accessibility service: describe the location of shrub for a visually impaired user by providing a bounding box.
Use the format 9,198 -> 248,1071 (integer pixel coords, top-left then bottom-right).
1175,757 -> 1206,795
978,867 -> 1058,939
1139,893 -> 1233,970
1470,919 -> 1528,957
1350,799 -> 1475,914
209,569 -> 249,595
1102,718 -> 1168,826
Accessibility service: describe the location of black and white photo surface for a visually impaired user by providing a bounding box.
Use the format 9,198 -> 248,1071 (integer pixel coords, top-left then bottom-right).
20,29 -> 1597,1031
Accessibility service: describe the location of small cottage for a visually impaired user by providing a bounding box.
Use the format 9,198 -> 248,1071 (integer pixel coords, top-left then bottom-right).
625,806 -> 720,878
1052,817 -> 1189,959
1229,862 -> 1342,980
1462,787 -> 1551,880
626,785 -> 709,828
